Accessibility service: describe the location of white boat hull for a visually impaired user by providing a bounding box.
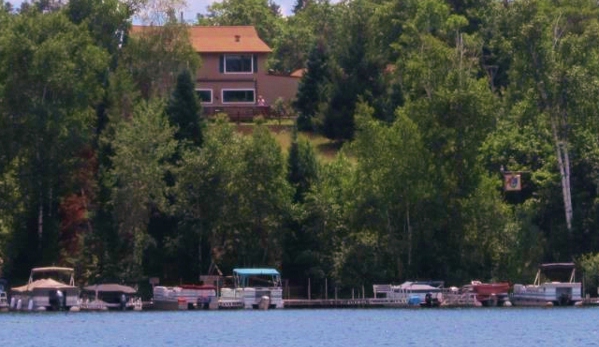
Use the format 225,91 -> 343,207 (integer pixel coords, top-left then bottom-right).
80,298 -> 142,311
152,286 -> 218,310
511,283 -> 582,306
219,287 -> 284,309
10,288 -> 80,311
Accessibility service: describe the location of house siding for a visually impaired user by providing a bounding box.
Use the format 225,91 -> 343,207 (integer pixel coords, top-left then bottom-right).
192,29 -> 299,110
197,53 -> 298,108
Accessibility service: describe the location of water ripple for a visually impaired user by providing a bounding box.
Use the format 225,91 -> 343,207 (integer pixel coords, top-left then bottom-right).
0,307 -> 597,347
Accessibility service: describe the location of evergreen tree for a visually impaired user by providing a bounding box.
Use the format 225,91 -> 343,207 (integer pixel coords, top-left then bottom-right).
287,127 -> 319,203
166,69 -> 203,147
293,0 -> 309,13
321,0 -> 386,140
294,41 -> 329,131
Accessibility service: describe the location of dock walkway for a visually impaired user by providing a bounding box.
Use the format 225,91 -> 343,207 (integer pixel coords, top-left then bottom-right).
284,298 -> 411,308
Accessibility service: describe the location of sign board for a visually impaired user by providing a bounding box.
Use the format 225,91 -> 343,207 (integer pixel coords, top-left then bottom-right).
504,173 -> 522,191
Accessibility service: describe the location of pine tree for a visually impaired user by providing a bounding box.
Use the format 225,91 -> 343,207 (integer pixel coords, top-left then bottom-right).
165,69 -> 203,147
287,127 -> 319,203
293,41 -> 329,131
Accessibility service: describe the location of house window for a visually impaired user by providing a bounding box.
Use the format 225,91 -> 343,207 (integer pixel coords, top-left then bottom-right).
196,89 -> 212,103
222,89 -> 255,103
224,54 -> 254,74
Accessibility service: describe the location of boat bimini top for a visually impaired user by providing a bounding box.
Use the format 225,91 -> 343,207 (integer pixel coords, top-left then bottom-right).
232,268 -> 281,288
29,267 -> 75,286
534,262 -> 577,285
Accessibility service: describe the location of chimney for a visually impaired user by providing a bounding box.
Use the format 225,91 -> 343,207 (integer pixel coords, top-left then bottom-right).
235,35 -> 240,42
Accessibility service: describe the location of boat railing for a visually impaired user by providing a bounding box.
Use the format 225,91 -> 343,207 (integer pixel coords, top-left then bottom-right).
130,297 -> 143,310
439,290 -> 480,307
372,284 -> 393,299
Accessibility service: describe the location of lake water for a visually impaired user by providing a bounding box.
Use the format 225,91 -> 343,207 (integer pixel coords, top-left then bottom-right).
0,307 -> 597,347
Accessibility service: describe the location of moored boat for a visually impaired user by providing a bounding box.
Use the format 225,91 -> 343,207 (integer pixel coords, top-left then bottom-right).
81,284 -> 142,311
469,281 -> 511,306
10,267 -> 80,311
219,268 -> 283,309
511,263 -> 582,307
373,281 -> 445,307
152,284 -> 218,310
0,279 -> 9,312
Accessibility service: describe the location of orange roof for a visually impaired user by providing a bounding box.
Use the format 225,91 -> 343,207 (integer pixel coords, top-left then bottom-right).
190,26 -> 271,53
131,25 -> 272,53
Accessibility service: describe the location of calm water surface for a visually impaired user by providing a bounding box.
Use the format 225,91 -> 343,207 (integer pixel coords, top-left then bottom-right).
0,307 -> 597,347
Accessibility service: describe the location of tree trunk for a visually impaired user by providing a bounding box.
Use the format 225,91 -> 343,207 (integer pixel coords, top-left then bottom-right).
38,196 -> 43,250
406,204 -> 412,267
551,117 -> 573,232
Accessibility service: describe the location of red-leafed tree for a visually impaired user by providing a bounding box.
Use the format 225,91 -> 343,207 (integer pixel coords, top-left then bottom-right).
58,147 -> 98,285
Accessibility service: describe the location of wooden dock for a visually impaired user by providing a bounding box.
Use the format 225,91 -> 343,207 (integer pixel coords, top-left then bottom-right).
284,298 -> 412,308
284,292 -> 483,309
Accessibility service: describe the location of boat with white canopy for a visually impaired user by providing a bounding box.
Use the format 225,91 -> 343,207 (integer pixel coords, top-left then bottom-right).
511,263 -> 582,306
10,267 -> 80,311
219,268 -> 283,309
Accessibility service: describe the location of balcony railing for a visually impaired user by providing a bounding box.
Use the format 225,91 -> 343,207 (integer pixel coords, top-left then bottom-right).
202,105 -> 272,122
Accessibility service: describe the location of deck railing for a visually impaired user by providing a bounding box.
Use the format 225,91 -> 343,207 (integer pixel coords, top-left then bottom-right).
202,105 -> 273,122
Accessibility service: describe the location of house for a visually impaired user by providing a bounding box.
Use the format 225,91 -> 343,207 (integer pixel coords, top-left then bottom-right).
190,26 -> 299,119
131,25 -> 300,120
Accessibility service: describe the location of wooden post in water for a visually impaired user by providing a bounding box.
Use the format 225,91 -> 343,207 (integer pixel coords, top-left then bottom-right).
362,285 -> 365,299
308,278 -> 311,300
285,279 -> 289,299
325,278 -> 328,300
335,286 -> 338,301
352,288 -> 355,299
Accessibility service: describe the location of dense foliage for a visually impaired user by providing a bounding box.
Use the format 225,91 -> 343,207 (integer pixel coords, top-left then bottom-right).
2,0 -> 599,297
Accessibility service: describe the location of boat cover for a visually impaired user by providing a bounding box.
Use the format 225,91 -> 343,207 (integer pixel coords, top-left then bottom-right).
83,284 -> 137,294
11,279 -> 75,293
539,262 -> 575,269
233,268 -> 280,276
31,267 -> 74,273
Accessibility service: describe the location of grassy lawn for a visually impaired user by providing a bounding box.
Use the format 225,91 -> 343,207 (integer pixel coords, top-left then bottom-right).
234,122 -> 342,161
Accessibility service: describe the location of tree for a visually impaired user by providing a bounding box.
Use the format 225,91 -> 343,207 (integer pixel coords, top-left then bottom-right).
134,0 -> 188,25
201,0 -> 282,46
66,0 -> 132,62
166,69 -> 203,147
294,41 -> 330,131
348,102 -> 430,280
293,0 -> 309,14
505,0 -> 599,237
321,0 -> 387,140
287,127 -> 319,203
300,153 -> 353,289
0,9 -> 109,277
109,99 -> 177,280
282,128 -> 320,289
123,21 -> 200,99
175,117 -> 247,273
269,0 -> 338,74
459,175 -> 523,281
392,0 -> 499,281
237,122 -> 293,265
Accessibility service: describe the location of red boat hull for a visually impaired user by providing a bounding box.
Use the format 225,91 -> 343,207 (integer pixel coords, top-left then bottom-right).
471,282 -> 510,306
472,282 -> 510,296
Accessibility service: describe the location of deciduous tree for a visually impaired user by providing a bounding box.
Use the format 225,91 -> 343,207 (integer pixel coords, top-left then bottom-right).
109,99 -> 177,280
